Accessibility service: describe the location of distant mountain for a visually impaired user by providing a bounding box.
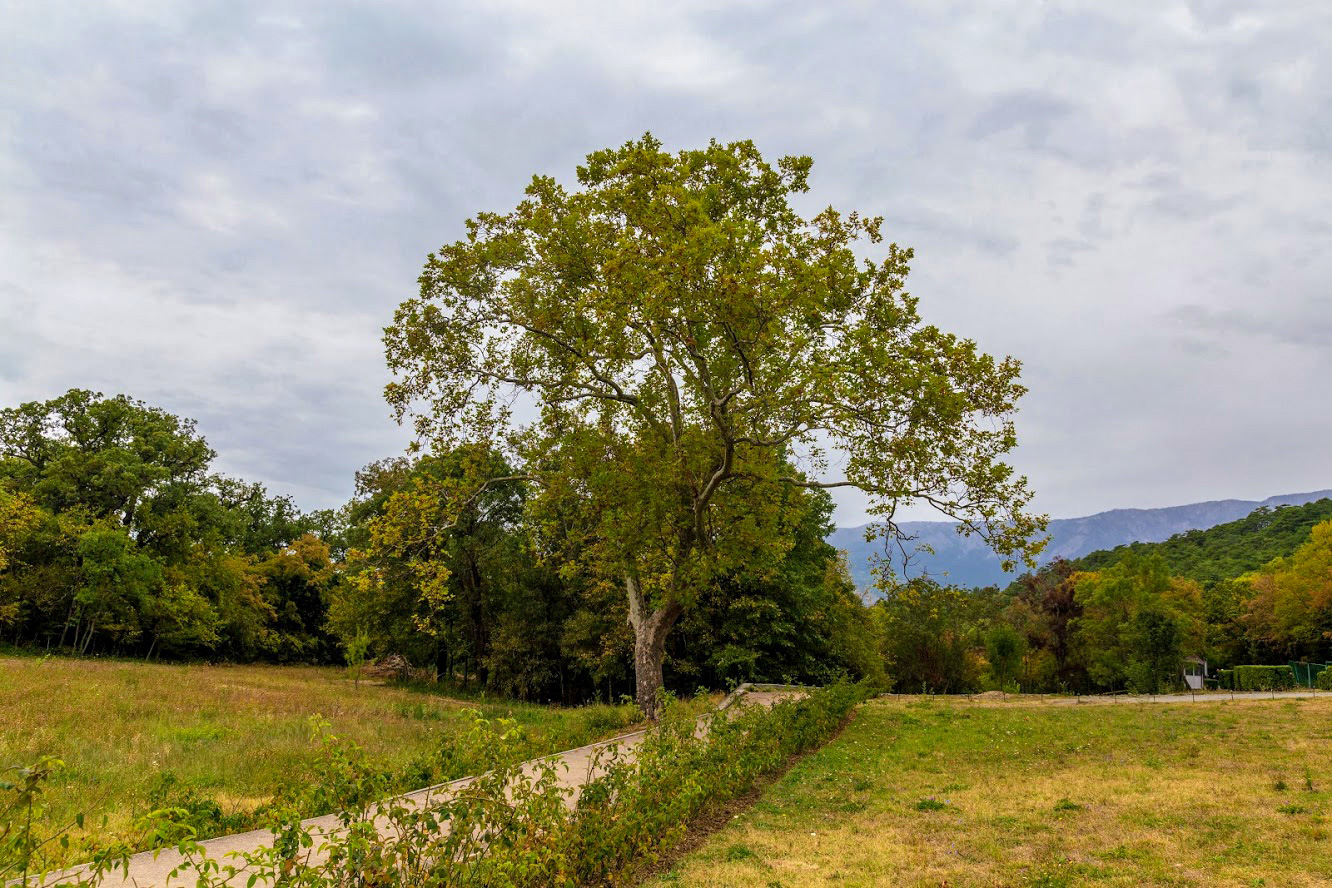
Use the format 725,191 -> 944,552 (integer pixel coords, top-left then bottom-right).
1071,497 -> 1332,586
829,489 -> 1332,593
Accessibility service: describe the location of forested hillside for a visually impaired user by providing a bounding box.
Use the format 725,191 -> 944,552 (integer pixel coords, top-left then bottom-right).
832,491 -> 1332,591
1071,498 -> 1332,585
878,502 -> 1332,695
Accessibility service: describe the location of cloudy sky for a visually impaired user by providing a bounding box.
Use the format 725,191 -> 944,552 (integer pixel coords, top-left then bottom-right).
2,1 -> 1328,526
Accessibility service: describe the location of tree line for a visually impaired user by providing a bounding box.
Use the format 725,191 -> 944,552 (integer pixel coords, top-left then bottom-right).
879,500 -> 1332,694
6,386 -> 1325,700
0,389 -> 883,702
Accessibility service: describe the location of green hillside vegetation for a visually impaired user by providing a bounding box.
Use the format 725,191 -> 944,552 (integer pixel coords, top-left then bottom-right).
878,512 -> 1332,694
1072,498 -> 1332,585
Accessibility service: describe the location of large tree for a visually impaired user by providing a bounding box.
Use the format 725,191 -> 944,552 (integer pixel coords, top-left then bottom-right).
382,135 -> 1045,717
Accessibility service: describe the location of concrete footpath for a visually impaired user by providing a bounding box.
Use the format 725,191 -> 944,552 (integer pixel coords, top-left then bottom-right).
887,689 -> 1328,706
43,685 -> 804,887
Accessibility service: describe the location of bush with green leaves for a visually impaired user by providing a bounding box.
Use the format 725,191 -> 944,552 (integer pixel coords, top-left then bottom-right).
1,757 -> 132,886
1232,664 -> 1296,691
1316,668 -> 1332,691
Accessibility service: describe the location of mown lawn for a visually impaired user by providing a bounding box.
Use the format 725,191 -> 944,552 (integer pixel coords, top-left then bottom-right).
653,696 -> 1332,887
0,655 -> 655,865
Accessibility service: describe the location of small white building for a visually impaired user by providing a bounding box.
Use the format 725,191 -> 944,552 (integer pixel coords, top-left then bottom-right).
1182,656 -> 1208,690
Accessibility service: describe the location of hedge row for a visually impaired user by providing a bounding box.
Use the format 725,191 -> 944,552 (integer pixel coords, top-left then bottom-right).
1317,668 -> 1332,691
1232,664 -> 1296,691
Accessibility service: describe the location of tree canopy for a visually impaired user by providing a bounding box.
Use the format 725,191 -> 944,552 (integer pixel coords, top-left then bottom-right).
0,389 -> 337,659
379,134 -> 1044,715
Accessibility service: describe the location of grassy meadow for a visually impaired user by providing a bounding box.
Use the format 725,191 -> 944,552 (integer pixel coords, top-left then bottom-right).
654,695 -> 1332,887
0,654 -> 659,864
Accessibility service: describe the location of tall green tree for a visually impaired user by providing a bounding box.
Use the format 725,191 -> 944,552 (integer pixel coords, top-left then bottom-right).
1072,555 -> 1204,693
984,623 -> 1026,690
334,451 -> 529,683
380,135 -> 1044,717
1010,558 -> 1084,688
0,389 -> 214,531
874,578 -> 997,692
0,489 -> 42,631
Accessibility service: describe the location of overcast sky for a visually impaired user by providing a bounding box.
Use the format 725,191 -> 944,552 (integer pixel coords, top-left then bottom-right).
2,1 -> 1328,526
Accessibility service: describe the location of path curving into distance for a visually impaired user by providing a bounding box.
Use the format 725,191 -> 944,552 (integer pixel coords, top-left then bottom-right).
40,684 -> 806,888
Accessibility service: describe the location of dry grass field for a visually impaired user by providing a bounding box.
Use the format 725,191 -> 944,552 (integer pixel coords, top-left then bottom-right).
0,654 -> 652,865
653,695 -> 1332,887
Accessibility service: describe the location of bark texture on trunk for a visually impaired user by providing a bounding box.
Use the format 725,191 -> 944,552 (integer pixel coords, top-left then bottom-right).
626,574 -> 682,721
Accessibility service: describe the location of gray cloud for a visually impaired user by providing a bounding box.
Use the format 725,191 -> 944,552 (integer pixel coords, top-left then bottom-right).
1,0 -> 1330,523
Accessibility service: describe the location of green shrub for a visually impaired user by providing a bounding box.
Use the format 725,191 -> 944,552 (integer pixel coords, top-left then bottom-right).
1217,669 -> 1234,690
1,757 -> 133,884
1316,668 -> 1332,691
143,772 -> 252,844
21,684 -> 867,887
1233,665 -> 1296,691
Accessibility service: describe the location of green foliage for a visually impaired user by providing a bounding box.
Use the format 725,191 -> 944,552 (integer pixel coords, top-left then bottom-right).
1074,500 -> 1332,587
0,389 -> 339,663
332,449 -> 885,704
344,630 -> 371,686
674,489 -> 887,690
1316,669 -> 1332,691
1072,555 -> 1204,693
997,513 -> 1332,690
1231,665 -> 1295,691
22,684 -> 864,886
381,133 -> 1043,714
984,623 -> 1027,690
0,755 -> 65,883
1,755 -> 132,885
1240,520 -> 1332,663
143,772 -> 252,843
874,578 -> 1000,692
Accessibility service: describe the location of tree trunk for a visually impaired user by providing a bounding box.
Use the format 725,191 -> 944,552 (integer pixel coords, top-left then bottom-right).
465,554 -> 489,687
626,574 -> 683,721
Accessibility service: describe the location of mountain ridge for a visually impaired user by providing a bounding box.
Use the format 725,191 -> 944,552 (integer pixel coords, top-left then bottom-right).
829,489 -> 1332,592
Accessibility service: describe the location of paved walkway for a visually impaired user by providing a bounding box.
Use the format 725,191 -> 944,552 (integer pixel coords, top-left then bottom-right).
44,685 -> 804,887
887,689 -> 1328,707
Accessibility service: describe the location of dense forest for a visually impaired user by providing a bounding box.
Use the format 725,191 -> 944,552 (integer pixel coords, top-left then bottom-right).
880,499 -> 1332,693
0,390 -> 882,703
4,389 -> 1329,699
